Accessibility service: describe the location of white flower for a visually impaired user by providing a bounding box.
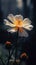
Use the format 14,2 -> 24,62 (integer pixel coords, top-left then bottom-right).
4,14 -> 33,37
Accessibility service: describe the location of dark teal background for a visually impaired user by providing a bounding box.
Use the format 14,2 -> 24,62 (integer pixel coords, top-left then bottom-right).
0,0 -> 36,65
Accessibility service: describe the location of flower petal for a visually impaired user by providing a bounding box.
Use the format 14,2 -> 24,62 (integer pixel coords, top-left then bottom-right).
7,14 -> 15,23
23,18 -> 32,27
7,29 -> 17,33
19,29 -> 29,37
23,25 -> 33,31
15,15 -> 23,20
4,19 -> 15,27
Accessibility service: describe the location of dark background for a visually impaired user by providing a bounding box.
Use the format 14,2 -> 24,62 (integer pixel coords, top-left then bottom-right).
0,0 -> 36,65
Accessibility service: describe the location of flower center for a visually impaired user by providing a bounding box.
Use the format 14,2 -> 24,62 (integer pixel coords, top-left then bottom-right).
13,19 -> 24,32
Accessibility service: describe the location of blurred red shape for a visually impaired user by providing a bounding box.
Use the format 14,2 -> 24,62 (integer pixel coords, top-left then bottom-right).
5,41 -> 11,45
20,52 -> 28,59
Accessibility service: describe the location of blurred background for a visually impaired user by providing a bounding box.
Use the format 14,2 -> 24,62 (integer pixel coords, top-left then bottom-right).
0,0 -> 36,65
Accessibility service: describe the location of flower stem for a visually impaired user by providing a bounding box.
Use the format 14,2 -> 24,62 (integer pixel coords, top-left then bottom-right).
14,31 -> 19,65
0,57 -> 5,65
7,50 -> 10,65
7,46 -> 15,65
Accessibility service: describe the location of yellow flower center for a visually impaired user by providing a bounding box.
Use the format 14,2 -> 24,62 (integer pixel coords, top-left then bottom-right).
13,19 -> 24,32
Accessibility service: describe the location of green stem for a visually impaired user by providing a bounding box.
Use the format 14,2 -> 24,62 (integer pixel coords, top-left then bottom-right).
0,57 -> 5,65
7,50 -> 10,65
14,31 -> 19,65
7,46 -> 15,65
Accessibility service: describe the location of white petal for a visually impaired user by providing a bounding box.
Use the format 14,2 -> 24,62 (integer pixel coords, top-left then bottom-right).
7,14 -> 15,23
19,30 -> 29,37
4,19 -> 15,27
7,29 -> 17,33
23,18 -> 32,27
15,15 -> 23,20
24,25 -> 33,31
